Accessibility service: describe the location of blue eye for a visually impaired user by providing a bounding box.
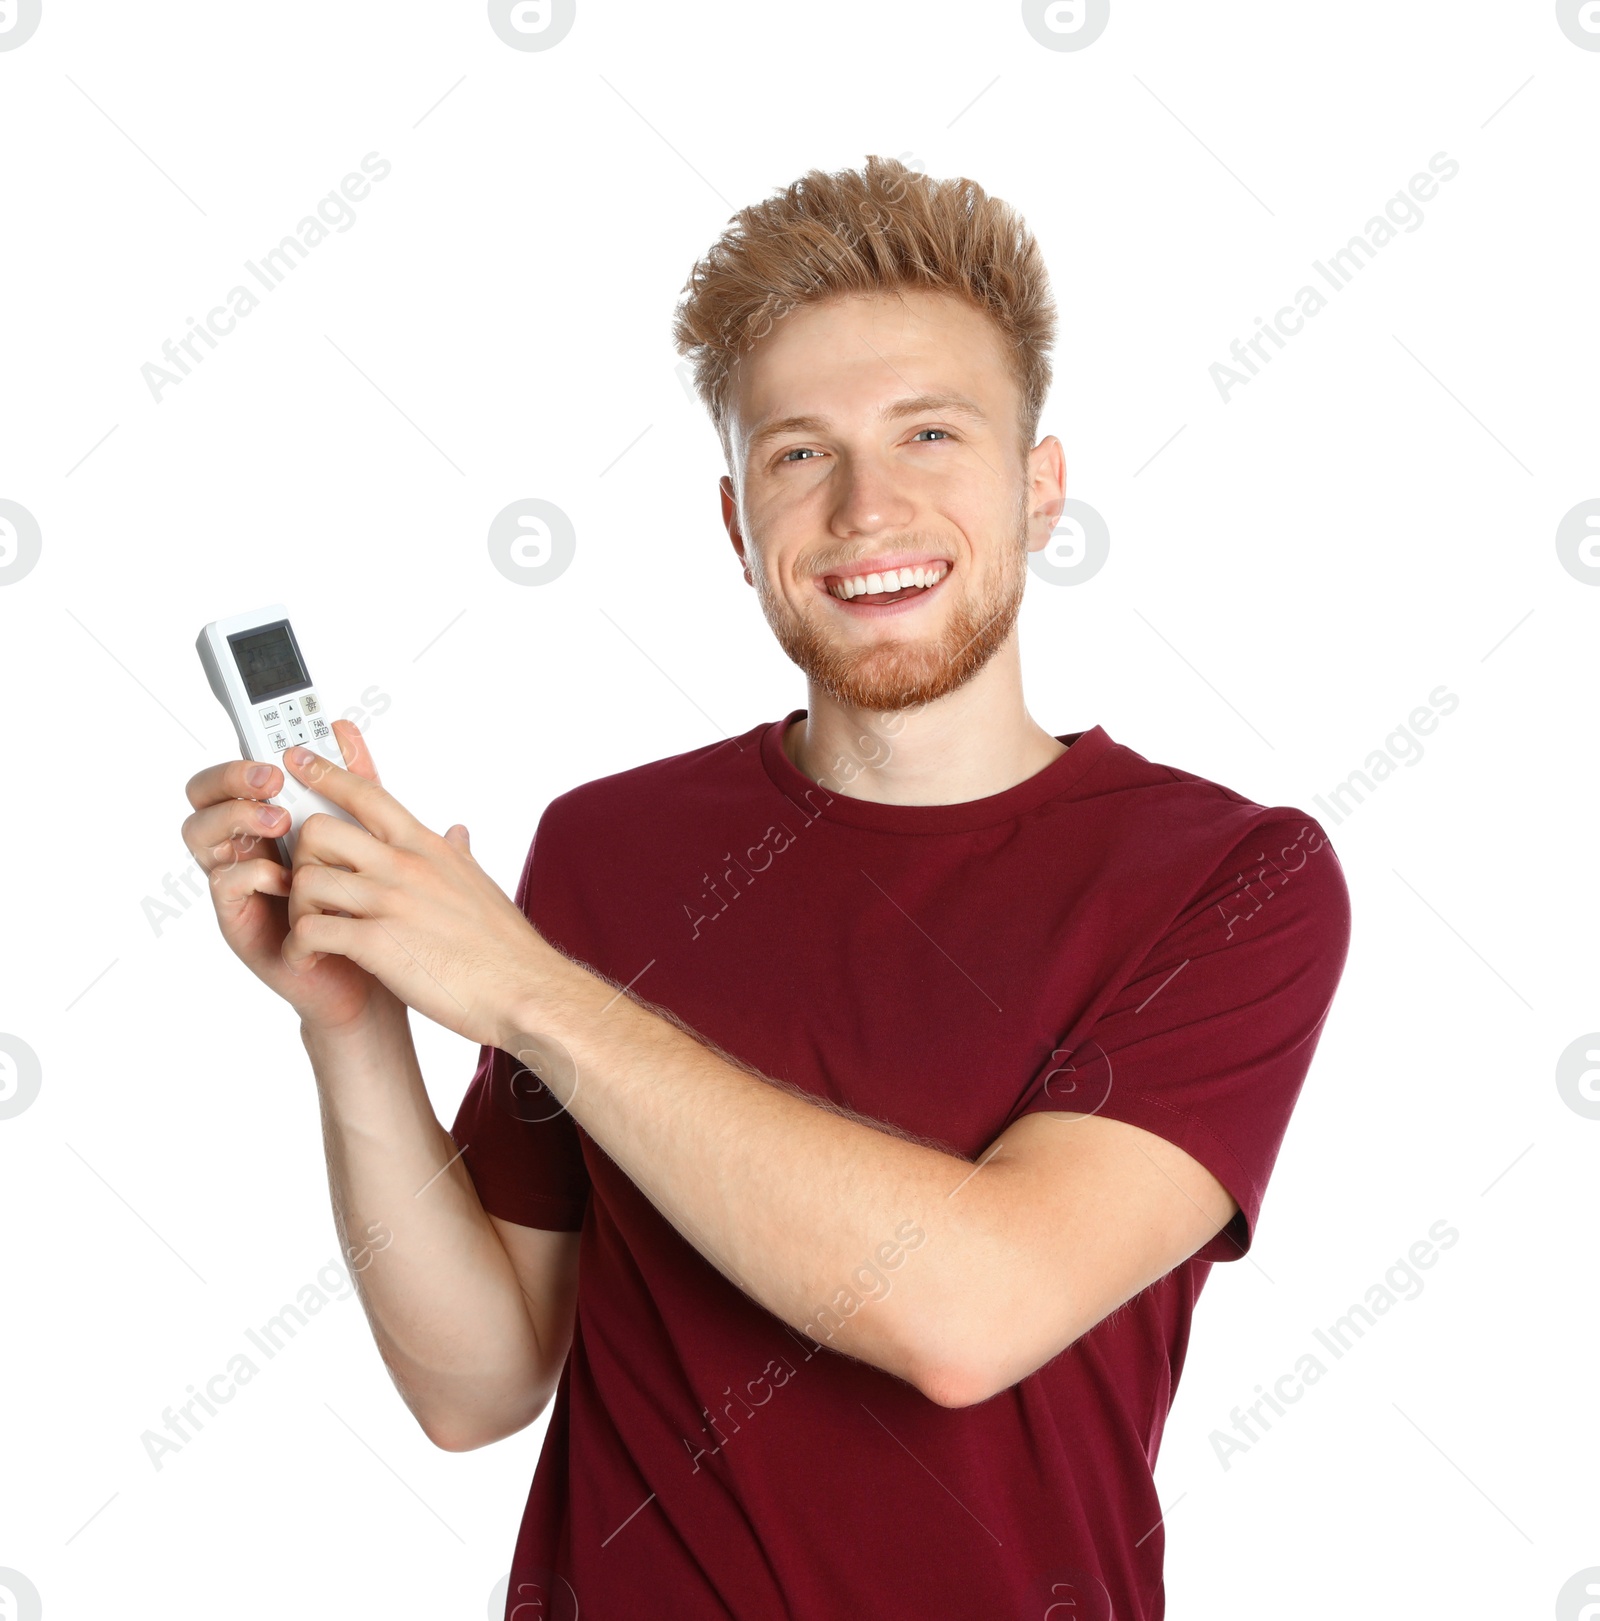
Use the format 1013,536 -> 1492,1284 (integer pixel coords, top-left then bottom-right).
913,429 -> 951,442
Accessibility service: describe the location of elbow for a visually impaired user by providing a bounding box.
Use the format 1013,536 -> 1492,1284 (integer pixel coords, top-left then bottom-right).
918,1369 -> 985,1410
912,1342 -> 1003,1411
914,1324 -> 1084,1410
916,1358 -> 999,1411
422,1409 -> 532,1452
418,1406 -> 507,1452
425,1422 -> 492,1453
906,1316 -> 998,1410
417,1387 -> 554,1453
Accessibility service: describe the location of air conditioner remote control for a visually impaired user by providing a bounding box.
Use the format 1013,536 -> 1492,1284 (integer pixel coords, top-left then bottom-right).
196,603 -> 361,862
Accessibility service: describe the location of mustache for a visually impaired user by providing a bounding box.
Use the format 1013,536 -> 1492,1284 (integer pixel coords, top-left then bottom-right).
806,544 -> 952,575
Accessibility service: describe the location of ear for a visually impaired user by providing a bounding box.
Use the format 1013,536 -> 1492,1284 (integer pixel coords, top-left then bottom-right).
720,475 -> 753,586
1025,435 -> 1067,555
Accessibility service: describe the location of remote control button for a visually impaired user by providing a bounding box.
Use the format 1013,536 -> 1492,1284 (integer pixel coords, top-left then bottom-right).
300,692 -> 321,716
288,724 -> 310,746
310,716 -> 331,740
267,730 -> 290,753
279,698 -> 302,723
259,705 -> 282,727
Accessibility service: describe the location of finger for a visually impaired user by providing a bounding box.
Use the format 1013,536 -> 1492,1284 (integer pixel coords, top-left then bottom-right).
282,743 -> 421,847
283,910 -> 362,975
201,831 -> 281,876
331,717 -> 381,785
182,800 -> 292,871
444,823 -> 470,852
209,855 -> 292,912
288,861 -> 376,927
185,758 -> 285,812
294,808 -> 388,875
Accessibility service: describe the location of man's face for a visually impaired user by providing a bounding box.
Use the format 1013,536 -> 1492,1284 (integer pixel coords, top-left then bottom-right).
720,288 -> 1065,715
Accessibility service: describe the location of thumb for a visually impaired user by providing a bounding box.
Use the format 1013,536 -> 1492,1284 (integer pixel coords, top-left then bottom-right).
444,823 -> 471,853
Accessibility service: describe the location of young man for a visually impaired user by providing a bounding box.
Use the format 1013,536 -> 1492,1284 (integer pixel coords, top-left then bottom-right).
182,156 -> 1351,1619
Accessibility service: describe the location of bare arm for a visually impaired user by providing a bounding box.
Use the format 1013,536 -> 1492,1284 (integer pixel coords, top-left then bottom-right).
305,1000 -> 579,1450
511,972 -> 1232,1410
181,733 -> 577,1452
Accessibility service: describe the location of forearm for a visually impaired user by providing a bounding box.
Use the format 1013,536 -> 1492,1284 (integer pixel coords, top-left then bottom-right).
303,1000 -> 552,1445
518,961 -> 1020,1401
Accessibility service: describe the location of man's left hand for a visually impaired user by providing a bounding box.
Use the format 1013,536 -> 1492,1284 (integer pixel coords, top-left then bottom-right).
279,743 -> 552,1049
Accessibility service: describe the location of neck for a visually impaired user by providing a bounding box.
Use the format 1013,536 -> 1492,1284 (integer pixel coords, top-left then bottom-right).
783,648 -> 1068,807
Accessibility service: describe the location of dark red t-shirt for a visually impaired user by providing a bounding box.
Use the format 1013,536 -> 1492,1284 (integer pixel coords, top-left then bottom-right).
450,710 -> 1352,1620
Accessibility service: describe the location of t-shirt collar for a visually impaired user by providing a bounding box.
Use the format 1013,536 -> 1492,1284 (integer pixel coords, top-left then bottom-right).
758,708 -> 1116,834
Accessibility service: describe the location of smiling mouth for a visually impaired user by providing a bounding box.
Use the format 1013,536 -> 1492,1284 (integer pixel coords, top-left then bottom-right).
821,561 -> 951,610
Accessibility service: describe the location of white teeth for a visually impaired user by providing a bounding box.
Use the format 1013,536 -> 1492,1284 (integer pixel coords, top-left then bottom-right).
828,563 -> 948,600
829,567 -> 946,599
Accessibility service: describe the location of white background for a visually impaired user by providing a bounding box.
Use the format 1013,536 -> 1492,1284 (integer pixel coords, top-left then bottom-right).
1,2 -> 1595,1617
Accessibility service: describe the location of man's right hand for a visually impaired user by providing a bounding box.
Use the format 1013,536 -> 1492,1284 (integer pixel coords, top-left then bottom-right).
181,718 -> 402,1034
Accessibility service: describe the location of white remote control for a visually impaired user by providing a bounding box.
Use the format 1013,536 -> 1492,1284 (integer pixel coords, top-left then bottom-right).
196,603 -> 360,862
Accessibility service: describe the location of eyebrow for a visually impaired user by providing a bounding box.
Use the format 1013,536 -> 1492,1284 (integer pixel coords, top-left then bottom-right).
746,392 -> 990,453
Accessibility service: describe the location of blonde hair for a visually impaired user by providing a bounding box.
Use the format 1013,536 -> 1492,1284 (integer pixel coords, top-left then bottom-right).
671,154 -> 1057,468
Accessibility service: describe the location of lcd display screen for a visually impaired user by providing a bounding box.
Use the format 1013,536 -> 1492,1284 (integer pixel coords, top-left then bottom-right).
228,621 -> 310,703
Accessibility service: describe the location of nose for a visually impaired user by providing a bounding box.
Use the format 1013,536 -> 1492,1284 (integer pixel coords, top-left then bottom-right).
829,452 -> 916,539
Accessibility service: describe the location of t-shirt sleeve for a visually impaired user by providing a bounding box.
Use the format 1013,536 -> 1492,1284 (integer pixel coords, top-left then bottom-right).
1011,817 -> 1352,1265
447,808 -> 591,1232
